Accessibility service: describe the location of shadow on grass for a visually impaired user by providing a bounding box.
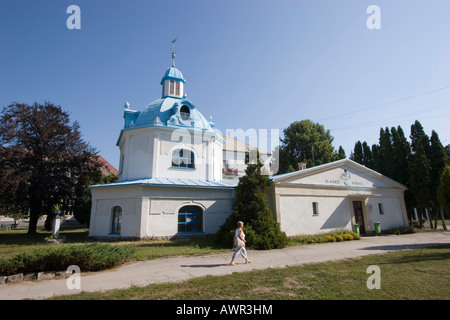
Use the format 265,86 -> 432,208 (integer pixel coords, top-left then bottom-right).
360,243 -> 450,252
366,244 -> 450,265
0,227 -> 91,245
134,237 -> 225,250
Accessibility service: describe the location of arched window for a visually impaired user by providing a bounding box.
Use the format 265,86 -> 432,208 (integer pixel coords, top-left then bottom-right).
111,206 -> 122,235
178,206 -> 203,233
171,149 -> 195,169
180,105 -> 190,121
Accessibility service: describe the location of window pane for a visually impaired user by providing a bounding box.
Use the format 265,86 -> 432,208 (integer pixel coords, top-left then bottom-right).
170,80 -> 174,95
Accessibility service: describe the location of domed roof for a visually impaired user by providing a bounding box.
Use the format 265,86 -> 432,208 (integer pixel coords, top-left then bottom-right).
133,97 -> 213,131
160,67 -> 185,85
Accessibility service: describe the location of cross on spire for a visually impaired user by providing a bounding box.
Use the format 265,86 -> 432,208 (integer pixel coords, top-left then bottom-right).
171,38 -> 177,67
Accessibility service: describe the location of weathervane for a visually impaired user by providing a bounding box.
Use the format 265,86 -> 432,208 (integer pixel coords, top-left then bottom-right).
171,38 -> 177,67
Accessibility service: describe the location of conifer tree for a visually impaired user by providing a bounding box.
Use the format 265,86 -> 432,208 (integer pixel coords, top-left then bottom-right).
215,160 -> 288,250
437,166 -> 450,230
409,136 -> 432,228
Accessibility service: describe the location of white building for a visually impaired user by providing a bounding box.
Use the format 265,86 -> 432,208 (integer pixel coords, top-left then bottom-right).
88,57 -> 409,239
269,159 -> 409,236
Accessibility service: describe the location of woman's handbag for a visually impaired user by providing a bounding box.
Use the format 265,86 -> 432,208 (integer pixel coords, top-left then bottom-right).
237,237 -> 245,248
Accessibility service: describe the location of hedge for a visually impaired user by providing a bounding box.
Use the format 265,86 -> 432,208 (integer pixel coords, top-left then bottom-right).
0,243 -> 135,276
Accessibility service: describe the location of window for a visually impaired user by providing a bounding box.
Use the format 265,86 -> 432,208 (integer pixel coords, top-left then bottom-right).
378,203 -> 384,215
171,149 -> 195,169
111,206 -> 122,235
178,206 -> 203,233
180,105 -> 190,121
176,82 -> 180,96
312,202 -> 319,216
169,80 -> 175,95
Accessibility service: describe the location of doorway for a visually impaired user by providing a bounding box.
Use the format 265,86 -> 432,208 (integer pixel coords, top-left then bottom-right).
352,201 -> 366,234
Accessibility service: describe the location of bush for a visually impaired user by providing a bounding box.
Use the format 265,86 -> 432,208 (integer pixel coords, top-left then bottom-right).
215,162 -> 288,250
342,233 -> 354,241
387,226 -> 415,235
0,243 -> 135,276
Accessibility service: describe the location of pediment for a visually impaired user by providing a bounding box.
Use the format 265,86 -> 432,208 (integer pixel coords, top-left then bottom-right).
273,159 -> 406,190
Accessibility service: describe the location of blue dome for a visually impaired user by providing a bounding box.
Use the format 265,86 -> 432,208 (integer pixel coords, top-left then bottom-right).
133,97 -> 213,131
160,67 -> 185,85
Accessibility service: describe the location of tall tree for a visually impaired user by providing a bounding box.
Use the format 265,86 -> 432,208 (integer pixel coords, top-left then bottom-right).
377,127 -> 395,178
429,130 -> 448,228
0,102 -> 99,234
352,141 -> 364,164
362,141 -> 374,169
215,160 -> 288,250
279,120 -> 341,173
408,136 -> 432,228
437,166 -> 450,230
390,126 -> 411,185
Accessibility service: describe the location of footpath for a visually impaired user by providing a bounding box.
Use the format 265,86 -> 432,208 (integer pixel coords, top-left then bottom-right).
0,232 -> 449,300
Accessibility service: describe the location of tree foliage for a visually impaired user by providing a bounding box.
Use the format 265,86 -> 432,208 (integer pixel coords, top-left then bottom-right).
351,120 -> 448,227
0,102 -> 100,234
215,161 -> 288,250
437,166 -> 450,216
278,120 -> 345,174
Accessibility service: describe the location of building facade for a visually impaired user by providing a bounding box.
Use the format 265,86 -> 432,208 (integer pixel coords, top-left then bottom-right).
89,58 -> 409,239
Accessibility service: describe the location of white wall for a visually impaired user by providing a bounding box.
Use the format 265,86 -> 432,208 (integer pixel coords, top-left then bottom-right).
279,195 -> 353,236
118,127 -> 223,182
272,186 -> 408,237
89,184 -> 234,239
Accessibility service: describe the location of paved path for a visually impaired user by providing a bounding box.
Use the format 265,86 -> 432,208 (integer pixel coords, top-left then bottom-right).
0,232 -> 449,300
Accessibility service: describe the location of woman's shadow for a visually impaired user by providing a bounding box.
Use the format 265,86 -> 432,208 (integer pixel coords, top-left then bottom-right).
180,263 -> 229,268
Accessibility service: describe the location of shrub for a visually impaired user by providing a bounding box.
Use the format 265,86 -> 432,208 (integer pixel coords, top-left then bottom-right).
335,235 -> 343,242
0,243 -> 135,276
387,226 -> 415,235
215,162 -> 288,250
350,232 -> 361,240
342,233 -> 354,241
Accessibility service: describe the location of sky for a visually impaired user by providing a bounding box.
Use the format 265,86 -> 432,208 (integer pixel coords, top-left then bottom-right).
1,0 -> 450,170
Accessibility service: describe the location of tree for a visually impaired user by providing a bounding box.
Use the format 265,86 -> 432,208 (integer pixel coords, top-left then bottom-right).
352,141 -> 364,164
215,160 -> 288,250
428,131 -> 448,228
408,136 -> 432,228
0,102 -> 99,234
445,144 -> 450,160
279,120 -> 342,173
437,166 -> 450,230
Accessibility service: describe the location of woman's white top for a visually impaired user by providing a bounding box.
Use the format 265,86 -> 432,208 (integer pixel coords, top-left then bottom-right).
235,228 -> 245,244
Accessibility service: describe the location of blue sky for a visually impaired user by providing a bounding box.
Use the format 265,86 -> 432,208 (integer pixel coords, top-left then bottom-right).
1,0 -> 450,169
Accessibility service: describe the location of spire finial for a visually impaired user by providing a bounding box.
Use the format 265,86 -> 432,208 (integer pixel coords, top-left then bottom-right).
171,38 -> 177,67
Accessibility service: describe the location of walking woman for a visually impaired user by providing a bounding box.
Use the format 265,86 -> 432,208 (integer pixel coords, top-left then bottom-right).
229,221 -> 251,266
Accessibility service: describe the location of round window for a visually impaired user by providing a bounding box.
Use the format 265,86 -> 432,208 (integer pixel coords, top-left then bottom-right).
180,105 -> 190,121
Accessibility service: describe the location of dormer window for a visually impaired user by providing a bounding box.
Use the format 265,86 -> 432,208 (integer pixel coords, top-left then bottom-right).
180,105 -> 190,121
172,149 -> 195,169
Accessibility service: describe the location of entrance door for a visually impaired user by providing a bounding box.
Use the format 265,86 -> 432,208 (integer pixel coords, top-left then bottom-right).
352,201 -> 366,234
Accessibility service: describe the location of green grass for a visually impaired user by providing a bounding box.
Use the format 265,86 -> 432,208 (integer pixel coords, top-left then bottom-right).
49,245 -> 450,300
0,227 -> 360,262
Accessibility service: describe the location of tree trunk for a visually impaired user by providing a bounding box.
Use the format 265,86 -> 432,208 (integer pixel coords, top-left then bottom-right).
434,208 -> 439,229
418,207 -> 423,229
27,205 -> 39,234
427,207 -> 434,229
440,209 -> 448,231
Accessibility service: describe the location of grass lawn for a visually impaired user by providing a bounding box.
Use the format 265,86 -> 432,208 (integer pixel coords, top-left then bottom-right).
0,226 -> 230,261
49,245 -> 450,300
0,226 -> 360,261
